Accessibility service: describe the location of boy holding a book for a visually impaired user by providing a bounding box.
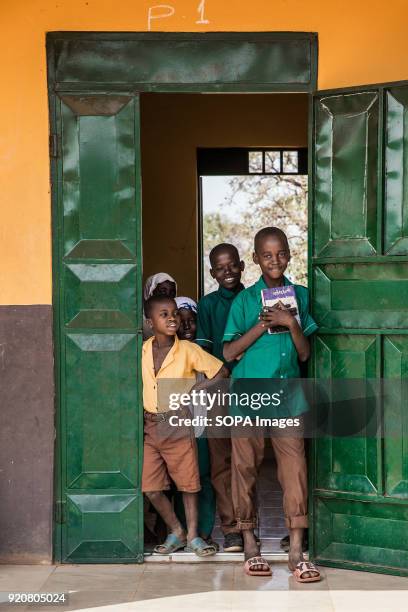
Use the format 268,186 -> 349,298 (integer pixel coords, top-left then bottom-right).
223,227 -> 320,582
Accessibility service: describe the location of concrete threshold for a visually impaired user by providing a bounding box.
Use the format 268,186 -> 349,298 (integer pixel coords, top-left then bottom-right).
144,551 -> 307,563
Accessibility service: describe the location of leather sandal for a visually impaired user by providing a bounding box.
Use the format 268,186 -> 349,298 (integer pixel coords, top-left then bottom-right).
244,556 -> 272,576
292,561 -> 321,583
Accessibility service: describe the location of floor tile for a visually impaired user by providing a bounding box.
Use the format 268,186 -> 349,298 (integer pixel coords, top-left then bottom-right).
229,590 -> 334,612
0,565 -> 55,591
40,565 -> 144,592
118,591 -> 233,612
324,566 -> 408,590
2,563 -> 408,612
329,590 -> 408,612
135,564 -> 234,599
25,590 -> 136,612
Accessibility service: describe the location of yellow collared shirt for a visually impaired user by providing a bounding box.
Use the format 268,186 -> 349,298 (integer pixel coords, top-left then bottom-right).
142,335 -> 223,413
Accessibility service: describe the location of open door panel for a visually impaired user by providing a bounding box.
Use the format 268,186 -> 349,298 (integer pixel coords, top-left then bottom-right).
54,93 -> 144,563
310,83 -> 408,576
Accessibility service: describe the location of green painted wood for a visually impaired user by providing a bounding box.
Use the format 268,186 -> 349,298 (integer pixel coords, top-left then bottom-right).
314,92 -> 378,257
383,337 -> 408,498
47,32 -> 317,92
311,83 -> 408,576
314,262 -> 408,329
314,335 -> 378,494
315,497 -> 408,574
56,94 -> 143,563
385,87 -> 408,254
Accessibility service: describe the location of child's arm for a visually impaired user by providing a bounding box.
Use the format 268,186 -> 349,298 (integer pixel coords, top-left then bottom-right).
260,308 -> 310,362
223,320 -> 265,362
223,307 -> 310,362
190,364 -> 229,392
211,364 -> 230,379
222,293 -> 263,362
188,344 -> 230,393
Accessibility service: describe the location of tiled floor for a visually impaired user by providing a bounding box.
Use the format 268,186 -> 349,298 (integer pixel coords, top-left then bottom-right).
1,562 -> 407,612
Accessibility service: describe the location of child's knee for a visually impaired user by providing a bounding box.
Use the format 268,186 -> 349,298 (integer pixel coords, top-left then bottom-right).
145,490 -> 163,503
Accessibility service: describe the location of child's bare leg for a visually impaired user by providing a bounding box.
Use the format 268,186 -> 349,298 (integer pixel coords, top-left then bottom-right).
182,492 -> 198,542
288,527 -> 317,578
289,527 -> 320,580
243,529 -> 265,570
288,527 -> 304,568
243,529 -> 259,557
146,491 -> 185,539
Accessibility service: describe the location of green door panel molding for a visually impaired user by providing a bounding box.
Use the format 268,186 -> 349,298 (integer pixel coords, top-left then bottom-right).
313,91 -> 379,258
48,32 -> 317,92
385,88 -> 408,255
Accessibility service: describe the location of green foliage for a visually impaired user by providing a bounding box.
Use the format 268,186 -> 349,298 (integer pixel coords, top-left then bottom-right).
203,175 -> 308,293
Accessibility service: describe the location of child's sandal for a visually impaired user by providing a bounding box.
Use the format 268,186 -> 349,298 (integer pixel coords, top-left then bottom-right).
154,533 -> 186,554
185,536 -> 217,557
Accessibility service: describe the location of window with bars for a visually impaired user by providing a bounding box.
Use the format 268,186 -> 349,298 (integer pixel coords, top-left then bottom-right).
197,147 -> 307,176
249,150 -> 300,174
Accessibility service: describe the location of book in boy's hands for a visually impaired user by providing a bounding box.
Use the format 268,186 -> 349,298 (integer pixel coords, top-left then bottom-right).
261,285 -> 301,334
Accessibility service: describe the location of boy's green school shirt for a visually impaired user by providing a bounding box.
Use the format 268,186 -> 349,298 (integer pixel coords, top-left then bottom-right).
222,275 -> 318,416
196,284 -> 244,368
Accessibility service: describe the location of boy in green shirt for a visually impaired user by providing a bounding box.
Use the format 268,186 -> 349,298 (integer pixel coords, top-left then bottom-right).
223,227 -> 320,582
196,243 -> 245,552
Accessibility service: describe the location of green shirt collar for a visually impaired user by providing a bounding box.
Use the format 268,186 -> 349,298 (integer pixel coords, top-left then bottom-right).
218,283 -> 245,300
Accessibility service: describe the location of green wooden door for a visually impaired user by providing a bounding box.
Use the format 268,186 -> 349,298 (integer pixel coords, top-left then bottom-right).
311,84 -> 408,575
54,94 -> 143,563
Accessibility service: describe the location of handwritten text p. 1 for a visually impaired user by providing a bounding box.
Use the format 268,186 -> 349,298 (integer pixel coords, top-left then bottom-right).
148,0 -> 210,30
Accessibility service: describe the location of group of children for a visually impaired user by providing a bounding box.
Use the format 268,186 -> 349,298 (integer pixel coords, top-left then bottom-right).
141,226 -> 320,582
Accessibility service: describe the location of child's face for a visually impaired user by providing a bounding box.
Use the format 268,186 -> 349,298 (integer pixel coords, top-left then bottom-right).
177,308 -> 197,341
253,235 -> 290,282
210,249 -> 244,290
152,280 -> 176,298
148,299 -> 180,337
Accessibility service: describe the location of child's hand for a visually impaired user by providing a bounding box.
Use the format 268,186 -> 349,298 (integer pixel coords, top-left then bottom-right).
259,306 -> 295,330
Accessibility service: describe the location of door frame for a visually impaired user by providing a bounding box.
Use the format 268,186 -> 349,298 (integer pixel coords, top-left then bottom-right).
47,31 -> 318,563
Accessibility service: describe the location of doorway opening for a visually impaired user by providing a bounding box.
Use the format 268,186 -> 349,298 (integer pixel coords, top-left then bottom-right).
140,92 -> 309,556
199,146 -> 308,294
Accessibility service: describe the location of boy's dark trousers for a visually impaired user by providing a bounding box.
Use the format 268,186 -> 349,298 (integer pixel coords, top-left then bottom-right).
231,435 -> 308,530
207,437 -> 241,535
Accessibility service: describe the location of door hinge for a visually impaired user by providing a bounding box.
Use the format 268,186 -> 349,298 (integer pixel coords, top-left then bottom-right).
54,500 -> 66,524
49,134 -> 60,158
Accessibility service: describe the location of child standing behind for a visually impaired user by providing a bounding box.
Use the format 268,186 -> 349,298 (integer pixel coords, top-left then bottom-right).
173,296 -> 218,549
223,227 -> 320,582
142,294 -> 228,556
142,273 -> 177,340
196,243 -> 245,553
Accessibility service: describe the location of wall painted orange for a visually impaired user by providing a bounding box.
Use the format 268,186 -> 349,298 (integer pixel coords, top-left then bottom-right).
1,0 -> 408,304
